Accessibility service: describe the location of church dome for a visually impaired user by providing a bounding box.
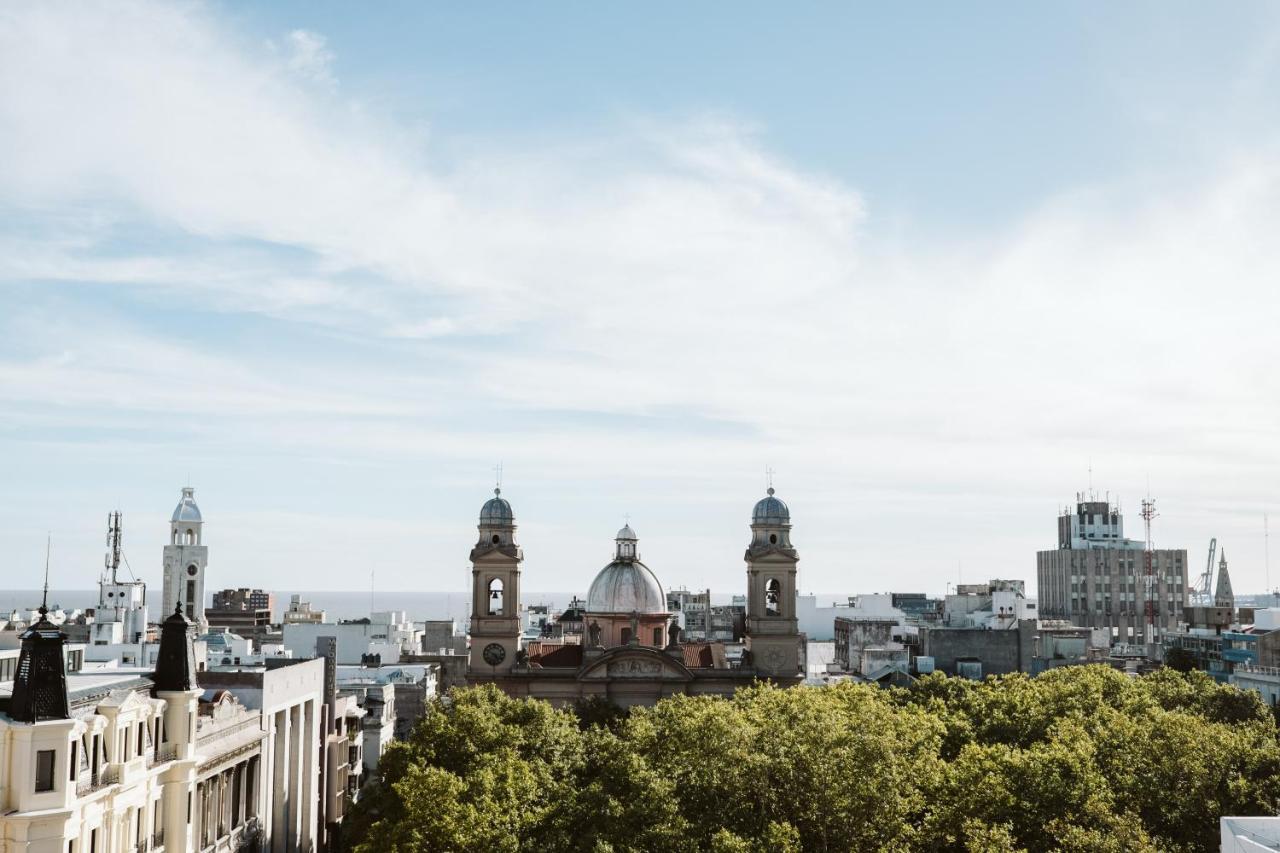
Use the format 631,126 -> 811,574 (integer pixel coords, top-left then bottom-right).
480,488 -> 514,524
616,523 -> 637,541
586,561 -> 667,614
172,487 -> 202,523
752,488 -> 789,525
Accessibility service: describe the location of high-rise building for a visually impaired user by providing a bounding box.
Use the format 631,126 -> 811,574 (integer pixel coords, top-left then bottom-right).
1037,496 -> 1188,642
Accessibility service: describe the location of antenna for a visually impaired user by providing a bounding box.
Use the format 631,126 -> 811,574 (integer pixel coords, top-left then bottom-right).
105,511 -> 122,585
41,533 -> 51,616
1140,497 -> 1158,644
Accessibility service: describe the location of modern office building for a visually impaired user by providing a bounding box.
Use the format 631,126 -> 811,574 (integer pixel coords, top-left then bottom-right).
1037,496 -> 1188,642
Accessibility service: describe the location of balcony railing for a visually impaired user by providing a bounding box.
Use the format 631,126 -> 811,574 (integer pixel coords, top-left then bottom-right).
75,765 -> 121,795
148,829 -> 164,851
196,716 -> 264,749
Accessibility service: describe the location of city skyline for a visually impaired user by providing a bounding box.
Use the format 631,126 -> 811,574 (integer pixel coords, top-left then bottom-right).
4,2 -> 1280,595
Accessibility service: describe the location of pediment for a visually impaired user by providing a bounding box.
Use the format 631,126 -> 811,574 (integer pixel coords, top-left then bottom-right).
578,647 -> 694,682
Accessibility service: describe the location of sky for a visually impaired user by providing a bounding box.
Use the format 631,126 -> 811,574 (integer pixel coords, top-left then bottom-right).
3,2 -> 1280,600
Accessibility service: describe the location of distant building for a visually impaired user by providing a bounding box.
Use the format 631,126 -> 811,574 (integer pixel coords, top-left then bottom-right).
918,619 -> 1104,678
283,594 -> 327,624
1037,496 -> 1188,642
212,588 -> 276,613
466,487 -> 803,707
281,612 -> 423,665
666,588 -> 745,642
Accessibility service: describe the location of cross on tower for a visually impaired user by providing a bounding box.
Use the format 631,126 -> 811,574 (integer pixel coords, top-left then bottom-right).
765,466 -> 776,491
493,462 -> 503,491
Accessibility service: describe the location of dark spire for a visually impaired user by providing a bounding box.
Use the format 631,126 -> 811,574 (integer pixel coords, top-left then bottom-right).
152,602 -> 199,693
8,609 -> 70,723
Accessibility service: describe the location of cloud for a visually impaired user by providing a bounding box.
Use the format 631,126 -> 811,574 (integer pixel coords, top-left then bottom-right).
282,29 -> 335,85
1,1 -> 1279,594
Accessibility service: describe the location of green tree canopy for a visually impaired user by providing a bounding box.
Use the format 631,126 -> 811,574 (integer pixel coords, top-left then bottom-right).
348,667 -> 1280,852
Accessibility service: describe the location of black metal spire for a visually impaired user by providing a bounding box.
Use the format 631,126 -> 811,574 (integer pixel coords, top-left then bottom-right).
152,602 -> 199,693
9,540 -> 70,722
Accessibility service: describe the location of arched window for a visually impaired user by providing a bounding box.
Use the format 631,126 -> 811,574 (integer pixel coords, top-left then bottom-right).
185,529 -> 195,545
765,578 -> 781,616
653,627 -> 663,646
172,529 -> 179,545
620,627 -> 632,645
488,578 -> 504,616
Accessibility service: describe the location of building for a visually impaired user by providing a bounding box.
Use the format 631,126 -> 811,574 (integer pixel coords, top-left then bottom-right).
283,595 -> 326,625
162,487 -> 210,629
0,599 -> 330,853
281,613 -> 423,665
212,589 -> 276,613
1037,496 -> 1188,642
917,619 -> 1103,677
466,486 -> 804,707
666,588 -> 745,642
420,619 -> 467,655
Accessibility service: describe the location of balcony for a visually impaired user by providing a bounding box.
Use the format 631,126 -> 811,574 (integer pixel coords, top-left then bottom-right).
75,765 -> 121,795
148,829 -> 164,851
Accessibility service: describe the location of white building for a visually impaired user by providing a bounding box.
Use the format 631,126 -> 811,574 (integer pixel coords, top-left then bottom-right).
162,488 -> 210,630
282,613 -> 423,665
0,601 -> 327,853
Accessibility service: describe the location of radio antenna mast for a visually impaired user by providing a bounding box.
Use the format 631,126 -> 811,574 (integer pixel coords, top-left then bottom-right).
1141,497 -> 1159,644
105,511 -> 122,585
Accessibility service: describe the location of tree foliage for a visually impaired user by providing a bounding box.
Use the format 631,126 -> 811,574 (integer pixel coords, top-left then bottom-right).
348,667 -> 1280,852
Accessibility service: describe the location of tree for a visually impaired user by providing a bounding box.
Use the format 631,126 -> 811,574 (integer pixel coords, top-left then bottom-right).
346,668 -> 1280,852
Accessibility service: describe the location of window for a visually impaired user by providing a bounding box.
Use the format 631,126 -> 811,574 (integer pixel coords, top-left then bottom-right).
620,628 -> 632,645
653,627 -> 663,646
35,749 -> 56,792
69,741 -> 77,781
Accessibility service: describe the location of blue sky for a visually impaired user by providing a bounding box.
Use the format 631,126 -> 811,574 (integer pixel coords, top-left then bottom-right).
3,2 -> 1280,599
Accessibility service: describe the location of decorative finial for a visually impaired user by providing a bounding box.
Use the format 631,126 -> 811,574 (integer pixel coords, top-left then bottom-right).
767,487 -> 775,496
494,461 -> 503,491
174,602 -> 184,616
765,466 -> 776,493
494,487 -> 501,497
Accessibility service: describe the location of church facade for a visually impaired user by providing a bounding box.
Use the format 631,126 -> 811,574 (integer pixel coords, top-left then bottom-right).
465,487 -> 805,707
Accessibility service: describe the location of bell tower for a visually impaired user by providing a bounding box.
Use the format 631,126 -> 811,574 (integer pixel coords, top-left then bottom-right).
468,488 -> 523,675
745,487 -> 802,678
162,486 -> 208,630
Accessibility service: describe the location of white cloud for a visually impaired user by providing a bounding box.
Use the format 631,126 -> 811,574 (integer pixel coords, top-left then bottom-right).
1,1 -> 1279,595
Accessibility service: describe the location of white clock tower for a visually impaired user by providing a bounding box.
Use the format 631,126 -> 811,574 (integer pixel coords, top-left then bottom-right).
162,486 -> 208,630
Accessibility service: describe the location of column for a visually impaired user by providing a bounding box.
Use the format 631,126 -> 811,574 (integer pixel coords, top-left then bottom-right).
301,699 -> 316,851
272,710 -> 288,853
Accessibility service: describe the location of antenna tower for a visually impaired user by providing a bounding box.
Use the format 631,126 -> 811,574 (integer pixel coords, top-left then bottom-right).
1141,498 -> 1158,644
105,511 -> 122,585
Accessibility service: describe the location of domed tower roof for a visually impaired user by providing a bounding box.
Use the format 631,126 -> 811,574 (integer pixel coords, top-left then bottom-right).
586,562 -> 667,614
585,525 -> 667,614
752,487 -> 790,525
172,487 -> 202,523
480,488 -> 514,525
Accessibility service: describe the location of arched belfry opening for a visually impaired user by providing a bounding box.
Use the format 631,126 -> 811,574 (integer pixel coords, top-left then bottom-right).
488,577 -> 505,616
765,578 -> 781,615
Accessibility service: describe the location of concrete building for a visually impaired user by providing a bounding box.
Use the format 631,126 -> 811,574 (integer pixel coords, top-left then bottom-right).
283,595 -> 326,625
212,589 -> 276,614
419,619 -> 466,655
1037,496 -> 1188,642
282,613 -> 423,665
917,619 -> 1103,677
207,590 -> 274,650
666,588 -> 745,642
467,487 -> 804,707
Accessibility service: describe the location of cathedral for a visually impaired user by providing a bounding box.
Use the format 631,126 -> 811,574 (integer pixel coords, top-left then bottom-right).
466,486 -> 804,706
